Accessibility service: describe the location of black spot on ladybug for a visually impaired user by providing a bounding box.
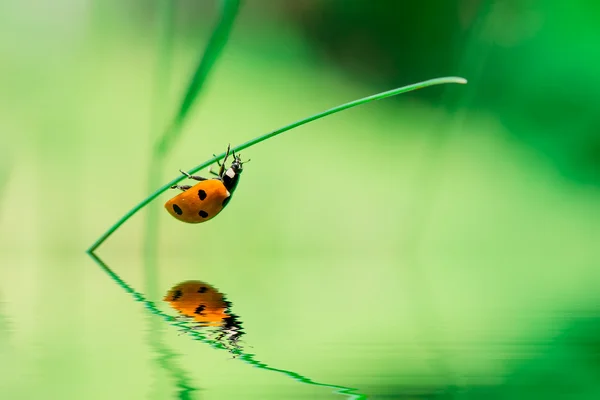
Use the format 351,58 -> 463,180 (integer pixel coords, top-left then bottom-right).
198,286 -> 208,293
194,305 -> 206,315
222,196 -> 231,207
198,189 -> 207,200
198,210 -> 208,218
173,204 -> 183,215
171,290 -> 183,301
222,316 -> 235,329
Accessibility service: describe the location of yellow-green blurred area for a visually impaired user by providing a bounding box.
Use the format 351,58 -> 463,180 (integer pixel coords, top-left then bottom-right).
1,1 -> 599,399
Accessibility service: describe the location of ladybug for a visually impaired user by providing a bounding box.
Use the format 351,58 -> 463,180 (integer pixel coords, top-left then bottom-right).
165,145 -> 248,223
164,280 -> 230,326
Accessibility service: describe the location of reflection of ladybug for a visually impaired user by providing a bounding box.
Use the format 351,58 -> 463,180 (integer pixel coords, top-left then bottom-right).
164,281 -> 230,326
164,280 -> 246,355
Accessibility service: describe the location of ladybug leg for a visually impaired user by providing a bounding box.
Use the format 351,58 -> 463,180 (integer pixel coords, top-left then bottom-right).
212,154 -> 222,167
179,169 -> 208,182
170,184 -> 192,191
223,143 -> 231,163
218,144 -> 232,176
188,175 -> 208,181
208,165 -> 220,177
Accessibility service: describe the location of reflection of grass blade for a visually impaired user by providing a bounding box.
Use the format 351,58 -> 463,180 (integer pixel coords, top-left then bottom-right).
150,328 -> 199,400
87,76 -> 467,252
156,0 -> 241,155
87,252 -> 366,399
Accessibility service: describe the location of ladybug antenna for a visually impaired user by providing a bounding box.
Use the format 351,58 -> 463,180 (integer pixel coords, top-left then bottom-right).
234,153 -> 249,164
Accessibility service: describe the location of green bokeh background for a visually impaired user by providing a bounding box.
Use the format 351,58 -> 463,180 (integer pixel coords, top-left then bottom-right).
0,1 -> 599,399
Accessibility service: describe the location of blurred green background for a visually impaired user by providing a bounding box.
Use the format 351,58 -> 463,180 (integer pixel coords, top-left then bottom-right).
0,0 -> 599,399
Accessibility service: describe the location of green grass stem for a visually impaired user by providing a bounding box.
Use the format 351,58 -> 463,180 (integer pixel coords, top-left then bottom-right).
156,0 -> 241,155
144,0 -> 240,297
87,76 -> 467,253
144,0 -> 239,296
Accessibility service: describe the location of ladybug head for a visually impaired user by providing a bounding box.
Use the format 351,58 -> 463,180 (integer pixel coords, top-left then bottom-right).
222,150 -> 249,193
230,151 -> 250,174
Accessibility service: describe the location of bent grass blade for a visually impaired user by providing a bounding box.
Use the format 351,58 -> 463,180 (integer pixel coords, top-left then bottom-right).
88,76 -> 467,252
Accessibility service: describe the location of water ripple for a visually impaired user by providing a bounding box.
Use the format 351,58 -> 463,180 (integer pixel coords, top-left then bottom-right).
87,251 -> 365,399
